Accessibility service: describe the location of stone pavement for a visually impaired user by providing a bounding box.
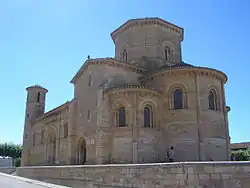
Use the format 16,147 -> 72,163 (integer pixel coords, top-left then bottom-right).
0,172 -> 69,188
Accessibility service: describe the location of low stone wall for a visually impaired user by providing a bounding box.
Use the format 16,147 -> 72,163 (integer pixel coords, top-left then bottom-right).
0,167 -> 16,174
16,162 -> 250,188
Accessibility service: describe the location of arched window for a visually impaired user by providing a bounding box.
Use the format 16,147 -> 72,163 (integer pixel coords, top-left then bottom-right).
208,89 -> 217,110
173,89 -> 183,109
64,124 -> 68,138
165,46 -> 172,61
144,105 -> 153,128
117,107 -> 126,127
123,49 -> 127,62
37,92 -> 40,102
41,130 -> 45,144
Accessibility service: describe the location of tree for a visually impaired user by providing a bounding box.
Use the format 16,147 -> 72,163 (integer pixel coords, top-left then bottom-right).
0,142 -> 22,167
0,142 -> 22,159
232,149 -> 250,161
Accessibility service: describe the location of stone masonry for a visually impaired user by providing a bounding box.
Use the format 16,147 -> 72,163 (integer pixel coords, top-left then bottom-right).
16,162 -> 250,188
21,17 -> 231,166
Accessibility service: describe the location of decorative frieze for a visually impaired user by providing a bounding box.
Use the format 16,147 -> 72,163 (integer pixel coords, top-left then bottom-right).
104,84 -> 162,98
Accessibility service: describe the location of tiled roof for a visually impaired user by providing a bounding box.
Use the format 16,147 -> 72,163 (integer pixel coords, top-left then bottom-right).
70,58 -> 146,84
111,17 -> 184,41
159,62 -> 194,70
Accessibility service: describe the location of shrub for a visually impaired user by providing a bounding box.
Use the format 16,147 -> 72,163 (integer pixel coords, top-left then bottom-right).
14,158 -> 21,167
232,149 -> 250,161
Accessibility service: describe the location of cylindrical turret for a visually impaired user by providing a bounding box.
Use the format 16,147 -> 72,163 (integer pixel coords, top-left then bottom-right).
21,85 -> 48,166
25,85 -> 47,121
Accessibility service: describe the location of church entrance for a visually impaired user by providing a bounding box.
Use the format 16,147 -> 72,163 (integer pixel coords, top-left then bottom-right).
76,137 -> 86,165
46,132 -> 56,165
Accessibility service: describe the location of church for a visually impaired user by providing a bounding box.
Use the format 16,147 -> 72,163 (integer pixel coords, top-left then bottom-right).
21,17 -> 231,166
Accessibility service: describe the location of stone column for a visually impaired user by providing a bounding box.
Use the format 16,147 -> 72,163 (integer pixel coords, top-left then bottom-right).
132,142 -> 138,163
194,72 -> 201,160
95,129 -> 106,164
55,114 -> 61,165
132,93 -> 138,163
67,99 -> 77,164
96,88 -> 111,164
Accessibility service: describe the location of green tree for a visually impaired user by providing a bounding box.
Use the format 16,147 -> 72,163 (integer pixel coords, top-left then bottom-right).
0,143 -> 4,157
232,149 -> 250,161
0,142 -> 22,159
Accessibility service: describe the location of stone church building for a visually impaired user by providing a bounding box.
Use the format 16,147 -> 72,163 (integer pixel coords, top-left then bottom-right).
21,17 -> 231,166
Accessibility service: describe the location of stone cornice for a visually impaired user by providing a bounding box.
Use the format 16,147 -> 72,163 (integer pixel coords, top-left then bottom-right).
21,161 -> 250,168
70,58 -> 146,84
31,101 -> 70,124
144,66 -> 228,84
104,84 -> 162,96
111,17 -> 184,42
26,84 -> 48,93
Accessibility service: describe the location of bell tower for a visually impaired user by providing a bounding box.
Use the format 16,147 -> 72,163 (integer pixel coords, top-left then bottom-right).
21,85 -> 48,166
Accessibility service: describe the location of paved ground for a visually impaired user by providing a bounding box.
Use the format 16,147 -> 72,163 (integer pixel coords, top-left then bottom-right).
0,172 -> 69,188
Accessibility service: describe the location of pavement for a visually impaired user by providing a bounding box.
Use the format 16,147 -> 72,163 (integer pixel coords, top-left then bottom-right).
0,172 -> 69,188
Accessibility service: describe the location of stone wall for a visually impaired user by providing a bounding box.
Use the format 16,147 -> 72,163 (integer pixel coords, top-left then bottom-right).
0,157 -> 12,167
0,167 -> 16,174
17,162 -> 250,188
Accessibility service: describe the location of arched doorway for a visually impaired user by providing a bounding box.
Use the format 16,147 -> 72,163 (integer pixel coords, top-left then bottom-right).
46,132 -> 56,165
76,138 -> 86,165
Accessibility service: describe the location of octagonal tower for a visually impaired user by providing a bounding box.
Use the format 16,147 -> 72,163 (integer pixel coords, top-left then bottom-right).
111,17 -> 184,67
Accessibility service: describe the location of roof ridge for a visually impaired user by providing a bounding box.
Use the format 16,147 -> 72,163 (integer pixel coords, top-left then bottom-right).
70,58 -> 146,84
26,84 -> 48,92
111,17 -> 184,42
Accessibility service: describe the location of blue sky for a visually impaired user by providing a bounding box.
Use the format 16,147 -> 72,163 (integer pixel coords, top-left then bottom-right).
0,0 -> 249,144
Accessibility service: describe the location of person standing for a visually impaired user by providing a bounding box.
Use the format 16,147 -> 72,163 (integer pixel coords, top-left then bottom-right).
167,146 -> 175,162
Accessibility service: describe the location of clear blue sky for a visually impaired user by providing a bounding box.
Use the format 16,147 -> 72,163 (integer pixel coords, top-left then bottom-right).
0,0 -> 249,144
